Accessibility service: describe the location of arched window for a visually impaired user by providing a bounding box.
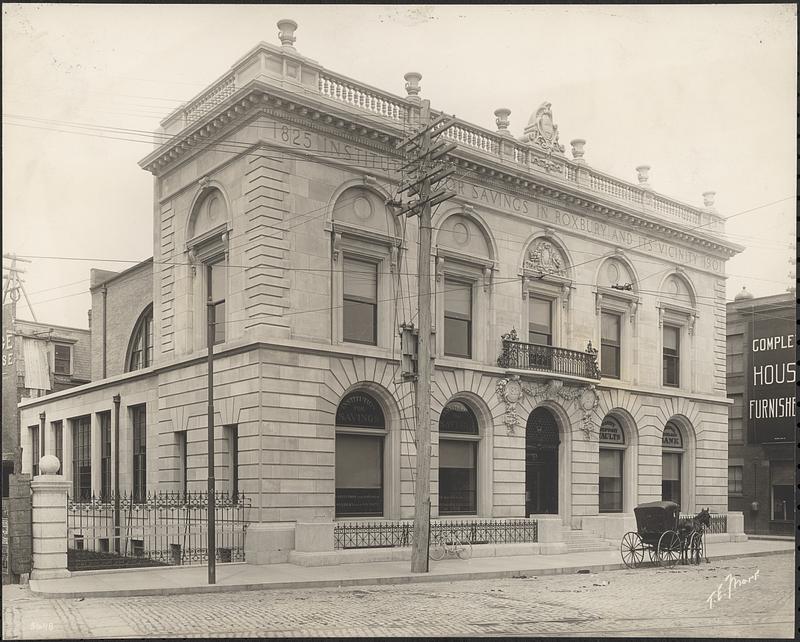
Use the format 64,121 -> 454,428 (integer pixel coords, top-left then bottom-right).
599,415 -> 626,513
438,401 -> 479,515
335,391 -> 386,517
126,305 -> 153,372
662,420 -> 684,506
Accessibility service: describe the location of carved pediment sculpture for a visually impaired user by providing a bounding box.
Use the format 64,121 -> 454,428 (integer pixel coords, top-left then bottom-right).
521,102 -> 565,154
523,240 -> 565,277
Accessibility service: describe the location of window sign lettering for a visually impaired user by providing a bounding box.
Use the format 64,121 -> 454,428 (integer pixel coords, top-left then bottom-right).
599,417 -> 625,444
335,392 -> 385,429
662,422 -> 683,449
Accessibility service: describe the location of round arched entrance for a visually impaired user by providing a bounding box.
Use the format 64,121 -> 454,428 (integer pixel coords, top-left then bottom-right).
525,407 -> 560,515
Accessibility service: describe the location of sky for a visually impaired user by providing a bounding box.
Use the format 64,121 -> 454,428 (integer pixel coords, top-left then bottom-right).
3,4 -> 796,329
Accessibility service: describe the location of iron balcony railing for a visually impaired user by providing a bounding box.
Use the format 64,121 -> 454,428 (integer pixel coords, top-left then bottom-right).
497,335 -> 600,380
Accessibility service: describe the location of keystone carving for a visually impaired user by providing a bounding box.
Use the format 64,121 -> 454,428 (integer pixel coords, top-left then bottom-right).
496,376 -> 599,438
524,240 -> 565,276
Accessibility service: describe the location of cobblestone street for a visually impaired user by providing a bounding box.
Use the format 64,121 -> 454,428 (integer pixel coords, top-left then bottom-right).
2,553 -> 792,638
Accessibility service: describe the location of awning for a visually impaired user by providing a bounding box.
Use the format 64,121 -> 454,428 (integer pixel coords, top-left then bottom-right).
21,338 -> 51,391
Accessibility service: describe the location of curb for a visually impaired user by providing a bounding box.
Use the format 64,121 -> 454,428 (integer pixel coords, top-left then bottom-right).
29,548 -> 791,599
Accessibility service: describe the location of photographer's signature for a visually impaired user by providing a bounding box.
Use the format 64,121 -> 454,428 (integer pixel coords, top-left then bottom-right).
706,569 -> 759,609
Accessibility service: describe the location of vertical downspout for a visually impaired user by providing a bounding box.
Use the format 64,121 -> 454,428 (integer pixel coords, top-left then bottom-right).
113,393 -> 121,553
102,285 -> 108,378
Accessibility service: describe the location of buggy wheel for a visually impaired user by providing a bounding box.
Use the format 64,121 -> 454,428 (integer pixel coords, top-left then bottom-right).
456,539 -> 472,560
657,531 -> 681,568
428,535 -> 445,561
689,531 -> 704,565
620,532 -> 645,569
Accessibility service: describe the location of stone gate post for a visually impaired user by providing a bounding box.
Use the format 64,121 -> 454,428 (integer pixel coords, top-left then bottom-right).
30,455 -> 71,579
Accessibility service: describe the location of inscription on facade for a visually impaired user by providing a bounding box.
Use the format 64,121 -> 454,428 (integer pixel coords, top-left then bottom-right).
442,178 -> 724,274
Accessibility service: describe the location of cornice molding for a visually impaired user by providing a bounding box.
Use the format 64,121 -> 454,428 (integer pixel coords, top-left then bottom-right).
140,81 -> 742,259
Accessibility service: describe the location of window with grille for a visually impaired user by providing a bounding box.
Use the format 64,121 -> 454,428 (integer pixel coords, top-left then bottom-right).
72,416 -> 91,501
444,279 -> 472,359
132,405 -> 147,503
342,257 -> 378,345
54,344 -> 71,375
335,392 -> 386,517
176,431 -> 188,495
600,312 -> 621,379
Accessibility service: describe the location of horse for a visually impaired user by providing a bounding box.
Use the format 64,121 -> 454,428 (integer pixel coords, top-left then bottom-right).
678,507 -> 711,564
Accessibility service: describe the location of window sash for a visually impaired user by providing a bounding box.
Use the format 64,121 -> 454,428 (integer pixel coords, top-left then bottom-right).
728,466 -> 743,495
601,344 -> 620,378
663,354 -> 680,386
100,412 -> 112,499
529,298 -> 552,344
30,427 -> 39,476
439,439 -> 477,515
72,417 -> 91,501
599,448 -> 623,513
444,317 -> 472,358
444,279 -> 472,319
335,433 -> 383,517
54,345 -> 71,374
132,406 -> 147,503
207,261 -> 226,345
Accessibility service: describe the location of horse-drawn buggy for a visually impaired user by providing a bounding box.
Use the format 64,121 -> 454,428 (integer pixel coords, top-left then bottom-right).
620,501 -> 710,568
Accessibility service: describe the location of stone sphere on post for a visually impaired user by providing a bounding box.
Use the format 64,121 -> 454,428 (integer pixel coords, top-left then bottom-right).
570,139 -> 586,163
277,19 -> 298,49
39,454 -> 61,476
494,108 -> 511,136
404,72 -> 422,102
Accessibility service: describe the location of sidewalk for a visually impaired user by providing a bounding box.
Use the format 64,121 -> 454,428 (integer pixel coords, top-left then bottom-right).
29,538 -> 792,599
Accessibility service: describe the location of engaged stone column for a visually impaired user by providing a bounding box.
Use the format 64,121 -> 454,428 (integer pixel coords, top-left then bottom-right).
30,455 -> 71,580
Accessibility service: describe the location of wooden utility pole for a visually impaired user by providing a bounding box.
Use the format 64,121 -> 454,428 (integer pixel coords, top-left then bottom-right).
392,99 -> 457,573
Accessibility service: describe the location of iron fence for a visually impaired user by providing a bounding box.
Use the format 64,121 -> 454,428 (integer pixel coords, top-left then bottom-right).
334,518 -> 538,550
66,491 -> 251,571
679,512 -> 727,534
498,339 -> 600,380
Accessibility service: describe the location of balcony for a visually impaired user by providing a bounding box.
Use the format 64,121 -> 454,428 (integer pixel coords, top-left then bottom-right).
497,331 -> 600,381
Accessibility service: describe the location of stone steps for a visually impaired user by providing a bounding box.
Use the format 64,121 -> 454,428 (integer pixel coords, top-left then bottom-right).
562,529 -> 617,552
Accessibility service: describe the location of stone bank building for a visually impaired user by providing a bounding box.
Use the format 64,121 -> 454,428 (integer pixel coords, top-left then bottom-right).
19,21 -> 744,560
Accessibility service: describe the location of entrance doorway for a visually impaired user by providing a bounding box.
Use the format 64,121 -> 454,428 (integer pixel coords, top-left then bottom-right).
525,407 -> 560,515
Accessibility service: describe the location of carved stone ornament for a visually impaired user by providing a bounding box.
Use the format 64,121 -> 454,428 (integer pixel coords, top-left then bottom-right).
522,102 -> 566,154
524,240 -> 564,276
496,376 -> 599,438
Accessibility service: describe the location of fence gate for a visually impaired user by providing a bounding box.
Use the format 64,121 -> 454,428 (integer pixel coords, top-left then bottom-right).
66,491 -> 250,571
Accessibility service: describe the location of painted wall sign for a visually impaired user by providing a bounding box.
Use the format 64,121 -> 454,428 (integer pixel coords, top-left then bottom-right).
747,314 -> 795,444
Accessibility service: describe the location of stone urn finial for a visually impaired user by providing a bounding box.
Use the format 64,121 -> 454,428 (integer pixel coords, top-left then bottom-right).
404,72 -> 422,102
494,108 -> 511,136
570,139 -> 586,163
39,455 -> 60,476
277,19 -> 298,49
635,165 -> 651,188
703,191 -> 716,209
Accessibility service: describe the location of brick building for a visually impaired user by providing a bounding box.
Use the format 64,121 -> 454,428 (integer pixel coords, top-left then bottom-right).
726,289 -> 793,535
19,21 -> 743,559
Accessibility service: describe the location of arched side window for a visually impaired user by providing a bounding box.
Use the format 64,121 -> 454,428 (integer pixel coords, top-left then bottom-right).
335,391 -> 386,517
599,414 -> 626,513
438,401 -> 480,515
126,305 -> 154,372
661,420 -> 684,507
